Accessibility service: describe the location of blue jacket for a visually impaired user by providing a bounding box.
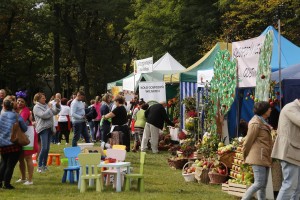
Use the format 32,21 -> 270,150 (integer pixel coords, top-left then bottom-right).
0,111 -> 28,147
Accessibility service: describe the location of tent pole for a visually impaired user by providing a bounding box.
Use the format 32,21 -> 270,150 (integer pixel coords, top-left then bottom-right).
278,19 -> 282,110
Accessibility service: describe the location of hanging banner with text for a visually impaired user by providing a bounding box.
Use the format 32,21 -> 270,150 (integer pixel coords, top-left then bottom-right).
135,57 -> 153,74
139,81 -> 166,103
233,35 -> 265,87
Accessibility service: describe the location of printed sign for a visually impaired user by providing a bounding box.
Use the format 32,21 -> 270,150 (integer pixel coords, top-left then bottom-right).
135,57 -> 153,74
232,35 -> 265,87
139,81 -> 166,103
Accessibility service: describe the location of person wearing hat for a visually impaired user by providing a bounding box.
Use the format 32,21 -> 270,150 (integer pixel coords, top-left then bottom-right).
242,101 -> 273,200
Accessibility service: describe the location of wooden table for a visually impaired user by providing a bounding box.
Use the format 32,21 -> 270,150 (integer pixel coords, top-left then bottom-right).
98,162 -> 131,192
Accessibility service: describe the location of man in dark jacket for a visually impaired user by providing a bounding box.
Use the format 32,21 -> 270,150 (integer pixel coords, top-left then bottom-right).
141,102 -> 174,153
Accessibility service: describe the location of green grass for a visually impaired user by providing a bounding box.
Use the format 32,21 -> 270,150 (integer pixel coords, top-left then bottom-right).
1,141 -> 238,200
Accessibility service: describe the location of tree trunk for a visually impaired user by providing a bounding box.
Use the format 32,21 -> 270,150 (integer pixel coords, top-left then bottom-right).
53,3 -> 61,93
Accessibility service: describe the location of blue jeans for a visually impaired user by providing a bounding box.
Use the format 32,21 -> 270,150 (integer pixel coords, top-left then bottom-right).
88,121 -> 95,140
38,128 -> 52,168
276,160 -> 300,200
72,122 -> 90,147
242,165 -> 269,200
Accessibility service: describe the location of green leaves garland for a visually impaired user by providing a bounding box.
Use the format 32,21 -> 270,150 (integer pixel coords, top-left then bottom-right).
255,30 -> 273,102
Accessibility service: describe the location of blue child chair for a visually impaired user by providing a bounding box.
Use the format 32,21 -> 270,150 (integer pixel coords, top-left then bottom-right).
62,146 -> 81,183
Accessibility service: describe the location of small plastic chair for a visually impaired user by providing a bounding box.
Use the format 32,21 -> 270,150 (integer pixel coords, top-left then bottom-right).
62,147 -> 81,184
78,153 -> 103,193
124,152 -> 146,192
112,145 -> 126,150
47,153 -> 61,166
102,149 -> 127,187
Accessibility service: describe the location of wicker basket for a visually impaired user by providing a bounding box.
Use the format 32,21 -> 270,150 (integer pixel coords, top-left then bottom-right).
218,151 -> 235,169
208,162 -> 228,184
182,161 -> 195,182
195,167 -> 210,184
167,158 -> 188,170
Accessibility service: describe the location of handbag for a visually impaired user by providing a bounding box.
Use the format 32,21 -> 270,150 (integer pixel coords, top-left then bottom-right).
10,114 -> 30,146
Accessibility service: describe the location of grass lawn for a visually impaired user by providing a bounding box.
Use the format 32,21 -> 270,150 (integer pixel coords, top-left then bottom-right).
1,140 -> 238,200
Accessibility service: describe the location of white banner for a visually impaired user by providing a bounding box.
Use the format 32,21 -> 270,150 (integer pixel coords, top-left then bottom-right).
135,57 -> 153,74
139,81 -> 166,103
197,69 -> 214,87
233,35 -> 265,87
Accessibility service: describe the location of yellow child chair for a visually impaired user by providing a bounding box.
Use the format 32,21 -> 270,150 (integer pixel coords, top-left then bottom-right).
112,145 -> 126,150
78,153 -> 103,193
124,152 -> 146,192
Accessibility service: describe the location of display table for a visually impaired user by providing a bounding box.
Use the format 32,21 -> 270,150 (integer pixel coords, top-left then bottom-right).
98,162 -> 131,192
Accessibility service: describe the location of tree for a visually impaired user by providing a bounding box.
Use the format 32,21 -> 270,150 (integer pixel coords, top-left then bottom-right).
126,0 -> 221,67
217,0 -> 300,45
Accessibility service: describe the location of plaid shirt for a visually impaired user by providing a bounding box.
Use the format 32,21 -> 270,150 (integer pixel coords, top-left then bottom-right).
0,144 -> 21,154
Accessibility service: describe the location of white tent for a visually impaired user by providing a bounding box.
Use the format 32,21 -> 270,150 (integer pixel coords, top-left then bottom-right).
122,52 -> 186,91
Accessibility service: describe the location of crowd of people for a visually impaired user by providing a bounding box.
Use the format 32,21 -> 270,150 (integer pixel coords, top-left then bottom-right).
0,88 -> 175,189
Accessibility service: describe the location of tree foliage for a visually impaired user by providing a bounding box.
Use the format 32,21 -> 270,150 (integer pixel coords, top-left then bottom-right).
0,0 -> 299,102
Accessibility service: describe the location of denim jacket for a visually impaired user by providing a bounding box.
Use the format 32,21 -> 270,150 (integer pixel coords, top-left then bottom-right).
0,111 -> 28,147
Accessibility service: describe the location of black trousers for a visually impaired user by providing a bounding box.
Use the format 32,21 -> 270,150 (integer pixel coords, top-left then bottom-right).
113,125 -> 130,152
58,122 -> 70,143
0,150 -> 22,186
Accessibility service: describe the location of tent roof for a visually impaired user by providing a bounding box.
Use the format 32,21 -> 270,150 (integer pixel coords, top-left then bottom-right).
142,52 -> 186,81
272,63 -> 300,82
262,26 -> 300,72
164,42 -> 231,83
153,52 -> 185,72
107,73 -> 133,90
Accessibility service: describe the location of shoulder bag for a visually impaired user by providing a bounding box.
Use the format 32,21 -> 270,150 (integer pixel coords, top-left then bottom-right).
10,114 -> 30,146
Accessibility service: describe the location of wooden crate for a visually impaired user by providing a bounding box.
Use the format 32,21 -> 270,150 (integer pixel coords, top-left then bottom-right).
221,183 -> 229,192
228,182 -> 249,197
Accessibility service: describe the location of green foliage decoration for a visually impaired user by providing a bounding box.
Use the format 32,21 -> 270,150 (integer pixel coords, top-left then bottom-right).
255,30 -> 273,102
208,50 -> 237,135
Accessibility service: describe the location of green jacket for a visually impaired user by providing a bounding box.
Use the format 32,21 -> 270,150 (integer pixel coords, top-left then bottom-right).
134,109 -> 146,128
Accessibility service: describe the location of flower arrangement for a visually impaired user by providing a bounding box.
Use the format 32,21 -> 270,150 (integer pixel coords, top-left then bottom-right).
180,138 -> 197,157
182,96 -> 196,112
198,132 -> 220,158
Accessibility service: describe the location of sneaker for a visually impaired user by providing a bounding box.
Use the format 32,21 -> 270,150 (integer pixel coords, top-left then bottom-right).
100,141 -> 105,149
3,184 -> 15,189
43,166 -> 49,171
105,143 -> 111,149
37,167 -> 44,173
23,181 -> 33,185
65,143 -> 68,145
16,179 -> 26,183
57,143 -> 61,145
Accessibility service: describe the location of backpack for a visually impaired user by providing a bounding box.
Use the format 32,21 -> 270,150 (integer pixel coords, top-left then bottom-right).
85,106 -> 98,122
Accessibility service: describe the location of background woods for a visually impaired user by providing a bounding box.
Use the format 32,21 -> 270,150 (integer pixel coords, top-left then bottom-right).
0,0 -> 299,102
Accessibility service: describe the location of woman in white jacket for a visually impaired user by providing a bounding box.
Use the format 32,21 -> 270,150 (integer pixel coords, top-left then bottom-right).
33,93 -> 60,173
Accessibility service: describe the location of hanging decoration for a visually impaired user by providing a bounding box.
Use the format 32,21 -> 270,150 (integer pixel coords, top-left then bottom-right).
255,30 -> 273,102
209,50 -> 237,138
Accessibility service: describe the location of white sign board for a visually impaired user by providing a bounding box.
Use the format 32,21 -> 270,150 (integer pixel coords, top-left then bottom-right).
135,57 -> 153,74
139,81 -> 166,103
232,35 -> 265,87
197,69 -> 214,87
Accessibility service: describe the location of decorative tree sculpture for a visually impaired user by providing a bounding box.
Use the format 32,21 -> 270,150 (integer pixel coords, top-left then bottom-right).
209,50 -> 237,139
255,30 -> 273,102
